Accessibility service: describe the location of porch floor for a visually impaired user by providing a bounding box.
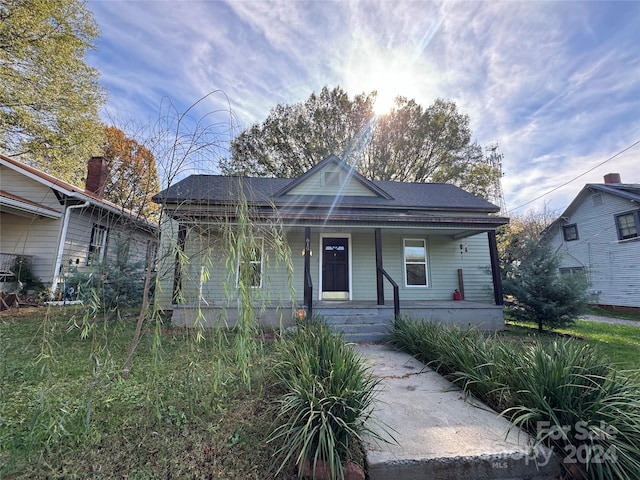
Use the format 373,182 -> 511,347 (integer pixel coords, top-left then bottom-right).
313,299 -> 495,308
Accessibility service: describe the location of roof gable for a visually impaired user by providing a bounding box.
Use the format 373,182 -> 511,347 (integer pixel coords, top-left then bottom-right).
559,183 -> 640,220
274,155 -> 393,199
0,153 -> 156,230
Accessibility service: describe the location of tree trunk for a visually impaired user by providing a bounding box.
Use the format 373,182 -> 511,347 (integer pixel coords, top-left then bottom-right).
122,243 -> 154,379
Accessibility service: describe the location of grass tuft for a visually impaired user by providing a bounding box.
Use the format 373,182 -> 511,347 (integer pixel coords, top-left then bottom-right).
391,317 -> 640,480
268,320 -> 384,479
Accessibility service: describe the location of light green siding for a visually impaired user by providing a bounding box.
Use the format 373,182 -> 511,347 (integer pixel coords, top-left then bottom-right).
287,165 -> 378,197
156,225 -> 496,308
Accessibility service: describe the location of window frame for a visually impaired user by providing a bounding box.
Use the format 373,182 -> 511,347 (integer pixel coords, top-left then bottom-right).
614,210 -> 640,241
559,266 -> 585,276
402,238 -> 429,288
87,224 -> 108,266
236,237 -> 264,289
562,224 -> 579,242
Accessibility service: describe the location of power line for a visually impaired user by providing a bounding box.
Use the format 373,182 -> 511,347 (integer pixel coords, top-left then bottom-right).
507,139 -> 640,214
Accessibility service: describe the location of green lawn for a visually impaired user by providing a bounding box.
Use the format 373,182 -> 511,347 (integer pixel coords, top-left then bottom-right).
0,307 -> 298,479
504,314 -> 640,370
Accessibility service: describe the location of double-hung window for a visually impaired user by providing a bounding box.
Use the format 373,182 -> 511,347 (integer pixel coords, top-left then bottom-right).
87,224 -> 108,265
615,211 -> 639,240
562,224 -> 579,241
237,237 -> 264,288
403,238 -> 428,287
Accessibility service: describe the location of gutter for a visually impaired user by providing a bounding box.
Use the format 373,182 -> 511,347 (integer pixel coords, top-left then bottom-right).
50,200 -> 89,297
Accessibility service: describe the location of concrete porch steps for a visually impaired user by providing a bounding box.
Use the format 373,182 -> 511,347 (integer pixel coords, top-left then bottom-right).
355,343 -> 561,480
317,307 -> 390,342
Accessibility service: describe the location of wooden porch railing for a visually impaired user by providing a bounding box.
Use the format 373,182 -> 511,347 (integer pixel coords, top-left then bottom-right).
378,266 -> 400,318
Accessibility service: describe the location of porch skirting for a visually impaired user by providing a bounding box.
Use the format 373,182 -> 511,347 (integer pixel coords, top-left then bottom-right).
169,300 -> 505,333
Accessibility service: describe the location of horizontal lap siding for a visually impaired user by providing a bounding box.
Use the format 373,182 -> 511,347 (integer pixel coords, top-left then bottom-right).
287,165 -> 377,197
0,213 -> 61,282
155,217 -> 180,307
375,232 -> 493,302
0,167 -> 63,211
0,168 -> 64,282
64,208 -> 155,277
549,192 -> 640,308
177,228 -> 302,307
156,225 -> 497,309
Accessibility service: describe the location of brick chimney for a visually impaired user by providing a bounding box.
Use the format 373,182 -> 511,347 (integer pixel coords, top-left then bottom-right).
603,173 -> 621,184
85,156 -> 108,197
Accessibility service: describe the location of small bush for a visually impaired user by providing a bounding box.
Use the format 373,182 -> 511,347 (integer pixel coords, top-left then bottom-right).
66,240 -> 146,312
502,239 -> 589,332
392,318 -> 640,480
268,321 -> 382,479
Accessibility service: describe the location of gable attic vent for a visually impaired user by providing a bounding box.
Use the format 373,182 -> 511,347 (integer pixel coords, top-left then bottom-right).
591,192 -> 603,206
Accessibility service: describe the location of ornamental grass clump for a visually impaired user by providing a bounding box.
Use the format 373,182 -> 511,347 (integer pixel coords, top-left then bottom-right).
268,321 -> 383,479
390,316 -> 511,409
505,340 -> 640,480
392,318 -> 640,480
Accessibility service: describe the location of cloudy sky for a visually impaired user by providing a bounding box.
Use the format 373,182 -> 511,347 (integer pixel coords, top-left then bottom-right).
86,0 -> 640,214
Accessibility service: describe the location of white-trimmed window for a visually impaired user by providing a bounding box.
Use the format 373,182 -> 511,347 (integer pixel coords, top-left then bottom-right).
615,211 -> 639,240
87,224 -> 108,265
403,238 -> 428,287
236,237 -> 264,288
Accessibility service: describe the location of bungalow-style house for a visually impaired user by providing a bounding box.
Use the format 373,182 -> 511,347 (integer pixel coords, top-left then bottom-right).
0,154 -> 157,298
544,173 -> 640,311
154,155 -> 508,339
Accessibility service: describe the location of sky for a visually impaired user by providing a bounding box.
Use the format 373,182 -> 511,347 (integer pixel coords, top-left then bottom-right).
86,0 -> 640,215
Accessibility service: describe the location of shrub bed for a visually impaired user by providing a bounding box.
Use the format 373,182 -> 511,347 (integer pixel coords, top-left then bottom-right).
269,321 -> 382,480
391,316 -> 640,480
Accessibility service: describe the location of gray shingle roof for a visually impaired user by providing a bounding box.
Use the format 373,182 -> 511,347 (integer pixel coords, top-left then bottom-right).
154,174 -> 500,213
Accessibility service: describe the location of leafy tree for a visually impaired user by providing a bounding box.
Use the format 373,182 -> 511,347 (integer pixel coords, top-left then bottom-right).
225,86 -> 376,178
222,86 -> 501,199
497,208 -> 558,267
502,238 -> 589,332
0,0 -> 105,184
102,126 -> 160,220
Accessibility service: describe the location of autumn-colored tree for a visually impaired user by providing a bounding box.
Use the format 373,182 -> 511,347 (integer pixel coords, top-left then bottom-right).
497,208 -> 558,266
0,0 -> 105,184
222,86 -> 501,200
102,126 -> 160,220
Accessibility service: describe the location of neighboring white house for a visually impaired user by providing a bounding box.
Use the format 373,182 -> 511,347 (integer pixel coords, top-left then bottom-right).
544,173 -> 640,310
0,154 -> 158,297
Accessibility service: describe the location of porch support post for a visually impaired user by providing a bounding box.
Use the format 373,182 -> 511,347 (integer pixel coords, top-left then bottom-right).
172,223 -> 187,304
303,226 -> 311,314
375,228 -> 384,305
487,230 -> 504,306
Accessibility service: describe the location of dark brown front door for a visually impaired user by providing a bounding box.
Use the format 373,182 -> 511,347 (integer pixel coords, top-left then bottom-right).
322,237 -> 349,299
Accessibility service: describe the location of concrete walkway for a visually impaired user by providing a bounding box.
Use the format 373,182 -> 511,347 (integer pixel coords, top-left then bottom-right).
580,314 -> 640,327
355,343 -> 561,480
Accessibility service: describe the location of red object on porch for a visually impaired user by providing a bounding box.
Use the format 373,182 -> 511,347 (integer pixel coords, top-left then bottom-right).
453,289 -> 462,301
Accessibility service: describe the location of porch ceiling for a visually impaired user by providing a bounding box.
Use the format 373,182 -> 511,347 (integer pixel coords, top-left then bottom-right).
0,191 -> 62,219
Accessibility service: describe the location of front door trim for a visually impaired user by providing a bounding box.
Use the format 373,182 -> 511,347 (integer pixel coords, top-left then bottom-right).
318,233 -> 352,301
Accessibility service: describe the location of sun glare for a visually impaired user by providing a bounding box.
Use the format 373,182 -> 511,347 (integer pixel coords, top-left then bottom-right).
373,91 -> 397,116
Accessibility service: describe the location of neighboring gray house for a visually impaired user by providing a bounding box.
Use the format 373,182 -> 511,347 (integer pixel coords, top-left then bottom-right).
0,154 -> 158,297
544,173 -> 640,310
153,155 -> 509,338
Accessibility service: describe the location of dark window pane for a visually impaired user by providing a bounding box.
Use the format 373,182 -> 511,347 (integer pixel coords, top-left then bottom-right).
406,264 -> 426,286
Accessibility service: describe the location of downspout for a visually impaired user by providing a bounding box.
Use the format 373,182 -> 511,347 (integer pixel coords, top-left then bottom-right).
50,201 -> 90,297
